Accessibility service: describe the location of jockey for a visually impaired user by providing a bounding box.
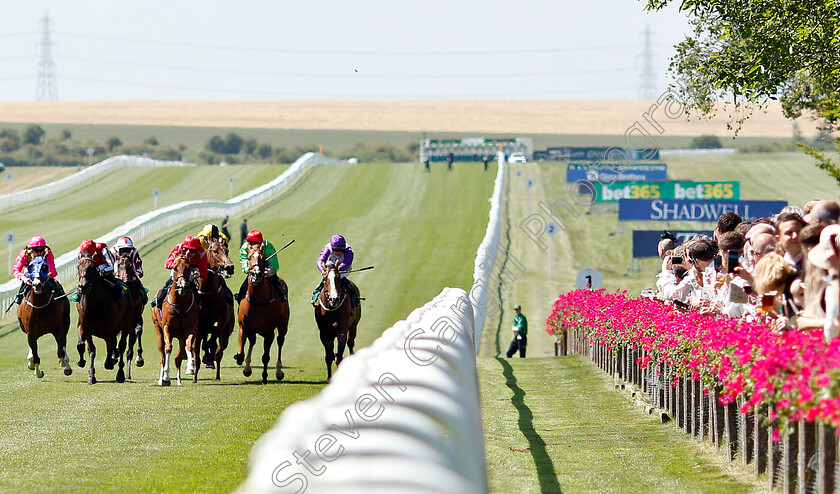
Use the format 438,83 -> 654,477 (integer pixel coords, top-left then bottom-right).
236,229 -> 287,303
152,235 -> 207,309
311,234 -> 360,307
79,239 -> 122,299
197,223 -> 229,250
13,235 -> 63,304
110,236 -> 147,305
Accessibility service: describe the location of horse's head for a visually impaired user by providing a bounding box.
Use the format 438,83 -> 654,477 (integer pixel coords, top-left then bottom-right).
207,238 -> 235,278
321,261 -> 344,308
27,256 -> 49,294
77,256 -> 98,294
171,257 -> 194,296
248,245 -> 266,285
115,253 -> 136,282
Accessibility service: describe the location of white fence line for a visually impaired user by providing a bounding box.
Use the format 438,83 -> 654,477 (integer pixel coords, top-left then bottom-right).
659,148 -> 738,156
0,155 -> 193,211
239,287 -> 487,494
470,154 -> 506,354
0,152 -> 343,312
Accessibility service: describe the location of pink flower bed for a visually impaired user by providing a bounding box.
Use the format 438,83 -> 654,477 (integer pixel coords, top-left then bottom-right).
546,289 -> 840,428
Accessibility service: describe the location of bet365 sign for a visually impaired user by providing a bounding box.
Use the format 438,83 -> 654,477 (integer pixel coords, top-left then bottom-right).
592,181 -> 739,202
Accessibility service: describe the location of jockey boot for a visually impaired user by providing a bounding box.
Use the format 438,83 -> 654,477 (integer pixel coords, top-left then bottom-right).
235,279 -> 247,304
14,282 -> 28,304
131,279 -> 148,305
153,278 -> 173,308
311,279 -> 325,307
341,277 -> 360,307
268,274 -> 287,302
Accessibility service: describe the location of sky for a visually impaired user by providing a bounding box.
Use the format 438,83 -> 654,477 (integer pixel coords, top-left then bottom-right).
0,1 -> 692,101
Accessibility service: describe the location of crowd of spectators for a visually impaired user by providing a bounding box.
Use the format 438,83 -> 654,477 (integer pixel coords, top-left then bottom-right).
650,199 -> 840,340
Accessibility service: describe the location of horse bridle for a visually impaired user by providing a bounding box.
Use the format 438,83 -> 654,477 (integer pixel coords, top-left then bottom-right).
318,267 -> 347,312
206,239 -> 234,279
24,260 -> 54,309
165,257 -> 195,315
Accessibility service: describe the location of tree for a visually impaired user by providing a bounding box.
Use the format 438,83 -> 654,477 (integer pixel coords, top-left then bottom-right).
106,136 -> 123,152
691,135 -> 722,149
645,0 -> 840,184
206,135 -> 226,154
22,124 -> 45,145
61,129 -> 72,140
256,143 -> 273,159
0,129 -> 20,152
224,133 -> 243,155
243,137 -> 258,156
144,136 -> 159,146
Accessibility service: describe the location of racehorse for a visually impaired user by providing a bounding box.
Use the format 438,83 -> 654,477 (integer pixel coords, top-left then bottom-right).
197,238 -> 235,380
314,261 -> 361,380
17,256 -> 72,378
233,244 -> 289,383
151,256 -> 200,386
76,256 -> 133,384
115,254 -> 146,380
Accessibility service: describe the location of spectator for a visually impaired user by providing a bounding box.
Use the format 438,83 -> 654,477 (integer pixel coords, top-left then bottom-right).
805,199 -> 840,225
797,223 -> 828,330
735,221 -> 754,237
240,218 -> 248,246
805,224 -> 840,340
753,253 -> 800,331
658,238 -> 675,259
686,237 -> 719,300
221,215 -> 231,239
775,212 -> 806,274
505,305 -> 528,358
715,212 -> 742,240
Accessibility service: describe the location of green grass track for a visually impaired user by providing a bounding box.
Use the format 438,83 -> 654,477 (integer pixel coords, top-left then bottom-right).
0,161 -> 496,493
0,163 -> 288,285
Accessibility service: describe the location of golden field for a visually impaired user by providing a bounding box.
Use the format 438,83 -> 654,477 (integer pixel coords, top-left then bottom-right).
0,100 -> 816,137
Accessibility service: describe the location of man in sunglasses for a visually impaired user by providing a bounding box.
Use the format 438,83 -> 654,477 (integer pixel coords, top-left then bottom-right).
152,235 -> 207,310
12,235 -> 64,304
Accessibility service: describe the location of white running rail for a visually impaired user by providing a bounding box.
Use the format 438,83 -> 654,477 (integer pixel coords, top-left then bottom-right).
239,287 -> 487,494
0,155 -> 193,211
0,152 -> 342,312
470,153 -> 506,354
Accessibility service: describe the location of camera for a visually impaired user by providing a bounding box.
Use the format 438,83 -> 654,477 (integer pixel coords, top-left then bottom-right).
671,256 -> 683,265
726,250 -> 740,273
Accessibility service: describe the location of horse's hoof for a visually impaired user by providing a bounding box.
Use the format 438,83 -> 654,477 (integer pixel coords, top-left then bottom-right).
135,357 -> 144,368
64,368 -> 72,376
36,370 -> 44,378
205,362 -> 215,369
77,359 -> 86,368
262,371 -> 268,384
193,376 -> 198,384
243,368 -> 252,377
116,369 -> 125,383
185,368 -> 194,376
233,354 -> 243,366
159,379 -> 170,387
276,369 -> 284,381
104,360 -> 115,371
27,359 -> 35,370
88,376 -> 97,385
202,354 -> 213,366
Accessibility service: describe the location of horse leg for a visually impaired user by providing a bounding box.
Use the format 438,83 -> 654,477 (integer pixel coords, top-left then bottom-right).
186,333 -> 199,384
233,324 -> 245,366
261,332 -> 274,384
275,327 -> 285,381
175,337 -> 187,386
103,335 -> 117,371
336,331 -> 348,368
243,334 -> 255,378
185,336 -> 196,376
215,322 -> 231,381
53,328 -> 72,376
76,328 -> 86,368
27,333 -> 44,378
157,327 -> 171,386
126,331 -> 136,380
135,322 -> 145,367
115,331 -> 127,383
87,338 -> 97,385
322,337 -> 335,381
348,323 -> 358,355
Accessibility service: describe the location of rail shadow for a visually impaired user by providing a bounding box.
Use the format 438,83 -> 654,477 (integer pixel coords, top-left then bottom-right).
497,357 -> 562,494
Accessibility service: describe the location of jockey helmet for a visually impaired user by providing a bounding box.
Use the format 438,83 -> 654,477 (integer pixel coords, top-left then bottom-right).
116,236 -> 134,250
200,224 -> 219,239
246,230 -> 263,243
183,236 -> 201,251
28,235 -> 47,248
79,239 -> 96,254
330,234 -> 346,250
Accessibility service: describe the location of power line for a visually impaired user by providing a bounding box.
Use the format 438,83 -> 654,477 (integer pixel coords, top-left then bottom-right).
36,12 -> 58,100
54,30 -> 643,56
60,55 -> 638,79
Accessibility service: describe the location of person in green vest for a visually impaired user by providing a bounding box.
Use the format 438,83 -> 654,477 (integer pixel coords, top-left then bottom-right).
235,229 -> 287,303
505,304 -> 528,358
